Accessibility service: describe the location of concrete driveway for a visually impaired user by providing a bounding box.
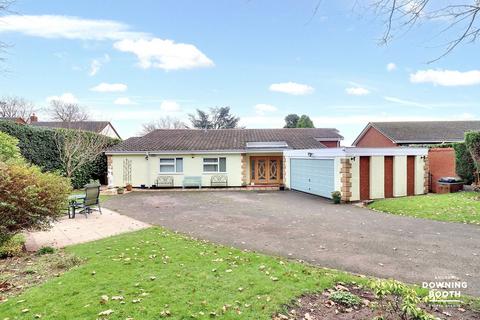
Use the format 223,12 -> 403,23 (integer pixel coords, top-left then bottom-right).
104,190 -> 480,295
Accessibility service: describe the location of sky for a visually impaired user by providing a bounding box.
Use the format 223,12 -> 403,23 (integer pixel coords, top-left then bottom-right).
0,0 -> 479,145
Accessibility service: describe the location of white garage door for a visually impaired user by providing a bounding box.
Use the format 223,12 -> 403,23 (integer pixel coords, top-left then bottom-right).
290,158 -> 335,198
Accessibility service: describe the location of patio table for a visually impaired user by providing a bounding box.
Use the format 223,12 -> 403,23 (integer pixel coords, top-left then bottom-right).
68,194 -> 86,219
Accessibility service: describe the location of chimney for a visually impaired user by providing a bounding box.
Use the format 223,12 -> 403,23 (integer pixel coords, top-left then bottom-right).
30,113 -> 38,123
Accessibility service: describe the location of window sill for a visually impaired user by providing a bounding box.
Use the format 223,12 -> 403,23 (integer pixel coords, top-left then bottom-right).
202,172 -> 228,175
158,172 -> 184,175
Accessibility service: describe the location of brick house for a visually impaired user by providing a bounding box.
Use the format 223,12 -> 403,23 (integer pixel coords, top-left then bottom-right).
0,117 -> 27,124
352,121 -> 480,192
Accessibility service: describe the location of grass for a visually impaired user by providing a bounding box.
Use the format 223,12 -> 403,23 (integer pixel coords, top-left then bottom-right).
368,191 -> 480,225
71,190 -> 114,204
0,227 -> 366,319
0,251 -> 82,298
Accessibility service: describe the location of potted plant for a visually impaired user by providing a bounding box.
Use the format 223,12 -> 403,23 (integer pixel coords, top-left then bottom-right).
117,187 -> 125,194
331,191 -> 342,204
126,183 -> 133,191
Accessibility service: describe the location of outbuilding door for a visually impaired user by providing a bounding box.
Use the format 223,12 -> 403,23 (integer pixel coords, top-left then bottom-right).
290,158 -> 335,198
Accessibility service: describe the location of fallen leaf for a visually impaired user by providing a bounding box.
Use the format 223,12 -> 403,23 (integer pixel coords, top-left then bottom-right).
98,309 -> 114,316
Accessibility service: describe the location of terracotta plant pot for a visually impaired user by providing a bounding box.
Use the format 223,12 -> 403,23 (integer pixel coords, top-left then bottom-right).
126,184 -> 133,191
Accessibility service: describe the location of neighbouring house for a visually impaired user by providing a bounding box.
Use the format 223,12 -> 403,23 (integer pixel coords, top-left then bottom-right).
352,121 -> 480,192
0,117 -> 27,124
29,115 -> 121,139
352,121 -> 480,147
105,128 -> 343,188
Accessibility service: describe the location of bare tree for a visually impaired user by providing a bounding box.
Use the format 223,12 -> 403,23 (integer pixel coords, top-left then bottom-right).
0,96 -> 36,122
49,100 -> 89,123
140,116 -> 187,135
0,1 -> 14,69
370,0 -> 480,62
55,129 -> 111,178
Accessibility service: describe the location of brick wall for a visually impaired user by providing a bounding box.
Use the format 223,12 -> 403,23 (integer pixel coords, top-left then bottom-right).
355,126 -> 397,147
428,148 -> 456,193
319,140 -> 340,148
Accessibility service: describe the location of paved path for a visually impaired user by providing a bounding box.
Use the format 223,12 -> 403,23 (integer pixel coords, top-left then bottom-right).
25,208 -> 150,251
104,191 -> 480,295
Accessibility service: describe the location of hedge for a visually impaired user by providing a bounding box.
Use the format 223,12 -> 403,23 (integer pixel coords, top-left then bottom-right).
0,121 -> 119,188
453,142 -> 475,184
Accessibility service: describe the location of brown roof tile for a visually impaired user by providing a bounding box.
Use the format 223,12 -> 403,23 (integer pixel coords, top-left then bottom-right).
369,121 -> 480,143
107,128 -> 342,152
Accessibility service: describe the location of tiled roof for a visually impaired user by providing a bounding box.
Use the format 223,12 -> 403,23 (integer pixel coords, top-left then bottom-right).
369,121 -> 480,143
0,117 -> 25,123
31,121 -> 110,133
107,128 -> 343,152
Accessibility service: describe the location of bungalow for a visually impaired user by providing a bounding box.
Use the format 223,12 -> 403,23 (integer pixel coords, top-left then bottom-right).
29,115 -> 121,139
105,128 -> 343,188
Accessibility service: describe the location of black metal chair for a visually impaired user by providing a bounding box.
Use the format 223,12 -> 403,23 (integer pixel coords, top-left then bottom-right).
68,184 -> 102,219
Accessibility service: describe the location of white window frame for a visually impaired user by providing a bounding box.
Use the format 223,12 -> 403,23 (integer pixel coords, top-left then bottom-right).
203,157 -> 227,173
159,157 -> 183,174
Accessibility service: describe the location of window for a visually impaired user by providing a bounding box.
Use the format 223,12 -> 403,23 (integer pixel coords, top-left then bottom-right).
159,158 -> 183,173
203,157 -> 227,173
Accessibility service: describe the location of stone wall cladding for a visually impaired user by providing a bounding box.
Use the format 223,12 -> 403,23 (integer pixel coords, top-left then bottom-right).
423,156 -> 429,194
340,158 -> 352,202
241,153 -> 247,186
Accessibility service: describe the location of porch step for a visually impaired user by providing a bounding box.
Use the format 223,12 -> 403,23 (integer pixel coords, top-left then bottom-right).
246,185 -> 280,191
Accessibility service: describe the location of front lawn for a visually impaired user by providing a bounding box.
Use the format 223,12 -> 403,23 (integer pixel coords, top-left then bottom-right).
368,192 -> 480,225
0,227 -> 364,319
71,190 -> 114,204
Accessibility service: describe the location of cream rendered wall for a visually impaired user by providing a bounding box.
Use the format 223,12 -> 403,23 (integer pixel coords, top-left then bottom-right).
284,156 -> 291,188
111,155 -> 148,187
393,155 -> 407,197
350,157 -> 360,201
100,124 -> 120,139
112,153 -> 243,187
414,156 -> 426,195
369,156 -> 385,199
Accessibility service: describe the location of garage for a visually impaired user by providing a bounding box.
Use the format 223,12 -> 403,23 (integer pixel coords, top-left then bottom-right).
290,158 -> 335,198
284,147 -> 428,202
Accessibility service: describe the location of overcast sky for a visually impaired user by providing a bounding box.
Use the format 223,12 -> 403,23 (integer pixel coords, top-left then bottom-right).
0,1 -> 478,144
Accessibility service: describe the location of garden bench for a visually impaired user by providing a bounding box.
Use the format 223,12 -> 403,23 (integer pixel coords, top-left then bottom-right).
154,175 -> 174,188
183,176 -> 202,189
211,175 -> 228,187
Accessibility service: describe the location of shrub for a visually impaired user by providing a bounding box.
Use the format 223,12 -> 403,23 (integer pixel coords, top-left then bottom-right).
0,131 -> 22,162
370,279 -> 436,320
454,143 -> 475,184
0,161 -> 72,245
0,121 -> 119,188
37,246 -> 55,255
0,121 -> 62,171
0,234 -> 25,258
465,131 -> 480,181
330,290 -> 361,307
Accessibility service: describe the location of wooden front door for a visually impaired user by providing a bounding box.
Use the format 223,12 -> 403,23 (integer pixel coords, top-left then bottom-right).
251,156 -> 283,185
